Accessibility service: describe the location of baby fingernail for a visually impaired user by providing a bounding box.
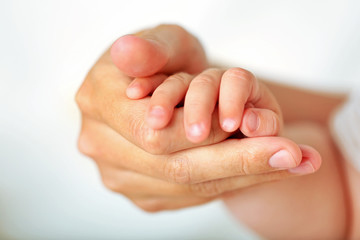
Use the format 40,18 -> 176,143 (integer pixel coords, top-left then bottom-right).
222,118 -> 236,132
149,106 -> 165,118
147,106 -> 166,128
288,161 -> 315,174
189,123 -> 204,137
246,110 -> 259,132
269,150 -> 297,168
126,82 -> 141,98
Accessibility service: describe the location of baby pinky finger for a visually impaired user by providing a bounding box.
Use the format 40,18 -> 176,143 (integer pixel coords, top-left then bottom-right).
240,108 -> 282,137
126,74 -> 168,99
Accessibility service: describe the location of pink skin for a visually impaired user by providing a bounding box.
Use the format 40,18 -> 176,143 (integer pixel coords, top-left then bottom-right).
126,74 -> 168,99
126,68 -> 282,143
110,25 -> 208,78
111,35 -> 169,78
110,26 -> 321,176
289,144 -> 322,174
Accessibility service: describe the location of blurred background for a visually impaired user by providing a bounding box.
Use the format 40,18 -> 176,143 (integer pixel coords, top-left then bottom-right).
1,0 -> 359,239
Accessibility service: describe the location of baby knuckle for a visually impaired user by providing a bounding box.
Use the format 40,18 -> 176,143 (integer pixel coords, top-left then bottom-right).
152,88 -> 168,98
205,68 -> 224,77
157,23 -> 185,32
163,155 -> 192,184
226,68 -> 255,84
168,72 -> 192,87
194,73 -> 217,87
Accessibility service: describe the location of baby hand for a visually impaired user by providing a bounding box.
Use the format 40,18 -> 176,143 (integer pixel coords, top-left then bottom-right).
126,68 -> 282,143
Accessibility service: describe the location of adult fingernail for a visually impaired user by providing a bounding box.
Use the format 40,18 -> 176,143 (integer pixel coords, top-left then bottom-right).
269,150 -> 297,168
222,118 -> 236,132
246,110 -> 259,132
288,161 -> 315,174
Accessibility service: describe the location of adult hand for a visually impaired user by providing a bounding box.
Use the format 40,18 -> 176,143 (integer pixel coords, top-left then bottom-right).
76,24 -> 321,211
77,25 -> 230,155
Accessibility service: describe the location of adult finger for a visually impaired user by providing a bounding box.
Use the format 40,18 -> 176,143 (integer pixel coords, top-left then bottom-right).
110,24 -> 208,77
94,149 -> 320,199
165,137 -> 304,184
77,114 -> 229,183
78,116 -> 313,185
95,164 -> 188,198
189,144 -> 322,197
77,61 -> 230,155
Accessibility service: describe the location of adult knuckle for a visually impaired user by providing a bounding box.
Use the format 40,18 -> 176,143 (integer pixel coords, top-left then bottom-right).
75,83 -> 93,114
232,148 -> 254,175
163,155 -> 191,184
75,67 -> 104,115
75,87 -> 84,109
128,114 -> 144,140
79,66 -> 118,121
129,117 -> 168,154
141,129 -> 168,155
77,131 -> 100,158
133,199 -> 164,213
101,175 -> 123,193
190,180 -> 222,197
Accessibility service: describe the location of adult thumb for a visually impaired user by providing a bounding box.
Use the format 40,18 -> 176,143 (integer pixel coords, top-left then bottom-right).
110,24 -> 208,77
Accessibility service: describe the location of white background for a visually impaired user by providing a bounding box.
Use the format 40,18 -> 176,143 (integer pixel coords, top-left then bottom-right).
1,0 -> 359,239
